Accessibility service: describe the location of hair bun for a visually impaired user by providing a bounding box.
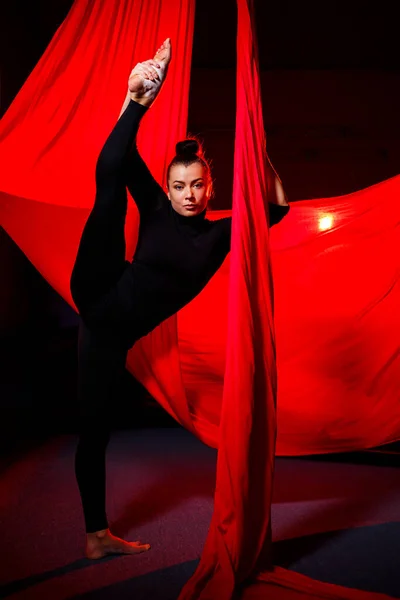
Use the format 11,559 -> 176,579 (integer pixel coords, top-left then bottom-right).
176,139 -> 200,157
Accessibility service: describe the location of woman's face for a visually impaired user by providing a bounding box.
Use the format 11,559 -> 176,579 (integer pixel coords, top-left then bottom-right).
167,162 -> 210,217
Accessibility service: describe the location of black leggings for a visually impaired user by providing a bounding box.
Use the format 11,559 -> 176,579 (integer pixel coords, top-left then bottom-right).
74,323 -> 127,532
70,101 -> 146,533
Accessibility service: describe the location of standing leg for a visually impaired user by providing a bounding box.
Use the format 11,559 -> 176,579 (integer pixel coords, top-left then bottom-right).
75,323 -> 125,534
75,322 -> 150,558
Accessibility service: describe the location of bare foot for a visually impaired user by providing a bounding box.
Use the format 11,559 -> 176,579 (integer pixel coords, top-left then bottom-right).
128,38 -> 172,107
86,528 -> 151,560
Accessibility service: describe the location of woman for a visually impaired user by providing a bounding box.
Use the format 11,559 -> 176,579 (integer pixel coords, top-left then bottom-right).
70,38 -> 289,559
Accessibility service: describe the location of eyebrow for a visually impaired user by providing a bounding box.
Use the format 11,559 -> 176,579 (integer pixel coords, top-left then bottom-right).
173,178 -> 204,184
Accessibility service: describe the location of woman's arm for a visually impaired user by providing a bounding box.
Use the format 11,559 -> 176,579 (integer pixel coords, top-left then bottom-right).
266,159 -> 289,207
268,202 -> 290,226
118,93 -> 168,217
125,144 -> 168,217
218,196 -> 289,250
265,159 -> 290,225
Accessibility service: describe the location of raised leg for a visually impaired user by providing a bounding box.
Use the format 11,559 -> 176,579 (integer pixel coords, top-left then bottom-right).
70,38 -> 172,312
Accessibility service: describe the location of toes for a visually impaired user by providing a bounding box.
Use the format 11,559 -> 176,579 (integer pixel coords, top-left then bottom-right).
134,542 -> 151,551
127,542 -> 150,554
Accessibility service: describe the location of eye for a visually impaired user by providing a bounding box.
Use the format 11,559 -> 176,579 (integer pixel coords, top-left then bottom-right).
194,183 -> 204,188
174,185 -> 183,190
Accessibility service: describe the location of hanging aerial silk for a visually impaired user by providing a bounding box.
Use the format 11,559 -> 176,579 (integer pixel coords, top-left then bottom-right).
178,0 -> 278,594
0,0 -> 398,598
178,1 -> 398,599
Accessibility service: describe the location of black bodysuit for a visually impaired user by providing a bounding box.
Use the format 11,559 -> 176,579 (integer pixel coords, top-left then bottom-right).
70,99 -> 289,533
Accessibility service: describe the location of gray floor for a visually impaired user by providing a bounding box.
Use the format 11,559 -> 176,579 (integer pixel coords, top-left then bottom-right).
1,427 -> 399,599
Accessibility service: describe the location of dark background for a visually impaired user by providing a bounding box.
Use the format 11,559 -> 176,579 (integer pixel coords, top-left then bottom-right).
1,0 -> 399,445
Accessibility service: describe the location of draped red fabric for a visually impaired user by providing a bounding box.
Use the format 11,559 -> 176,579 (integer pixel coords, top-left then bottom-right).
174,172 -> 400,455
178,0 -> 278,595
0,0 -> 399,598
178,1 -> 398,598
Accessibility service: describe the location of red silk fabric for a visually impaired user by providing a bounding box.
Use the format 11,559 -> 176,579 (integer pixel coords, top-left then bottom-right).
178,2 -> 398,598
0,0 -> 399,598
175,173 -> 400,456
178,0 -> 278,595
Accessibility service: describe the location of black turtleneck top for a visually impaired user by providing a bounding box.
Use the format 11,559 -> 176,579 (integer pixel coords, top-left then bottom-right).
96,100 -> 289,344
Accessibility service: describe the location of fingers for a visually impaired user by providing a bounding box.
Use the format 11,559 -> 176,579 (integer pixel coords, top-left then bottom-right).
146,59 -> 161,69
145,68 -> 159,81
137,60 -> 160,82
129,66 -> 156,83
